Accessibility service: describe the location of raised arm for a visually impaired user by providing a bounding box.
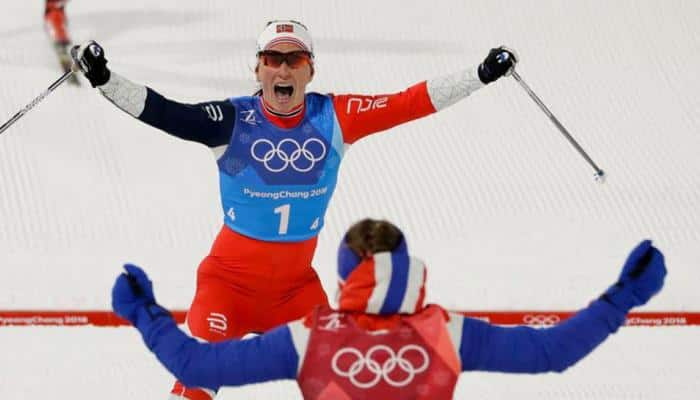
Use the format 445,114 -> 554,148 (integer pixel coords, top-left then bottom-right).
72,41 -> 233,148
335,46 -> 518,144
452,299 -> 625,373
450,240 -> 666,373
111,264 -> 303,390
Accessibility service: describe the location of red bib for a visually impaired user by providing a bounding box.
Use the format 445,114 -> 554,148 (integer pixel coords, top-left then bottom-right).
297,305 -> 461,399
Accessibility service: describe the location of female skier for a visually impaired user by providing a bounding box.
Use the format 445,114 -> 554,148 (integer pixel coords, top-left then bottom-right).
72,20 -> 517,398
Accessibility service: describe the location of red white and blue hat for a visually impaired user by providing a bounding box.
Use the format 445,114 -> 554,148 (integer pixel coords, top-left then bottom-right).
337,233 -> 427,315
257,20 -> 314,55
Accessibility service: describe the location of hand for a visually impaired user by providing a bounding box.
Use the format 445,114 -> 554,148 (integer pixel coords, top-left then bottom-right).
70,40 -> 111,87
478,46 -> 518,84
602,240 -> 667,312
112,264 -> 163,325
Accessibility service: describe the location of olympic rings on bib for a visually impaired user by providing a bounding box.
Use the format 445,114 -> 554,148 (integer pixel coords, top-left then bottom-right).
251,137 -> 327,173
331,344 -> 430,388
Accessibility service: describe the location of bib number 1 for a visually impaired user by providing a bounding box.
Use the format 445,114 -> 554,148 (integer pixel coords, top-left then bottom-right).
274,204 -> 291,235
273,204 -> 320,235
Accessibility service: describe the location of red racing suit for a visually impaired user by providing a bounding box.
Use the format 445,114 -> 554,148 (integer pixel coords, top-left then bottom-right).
123,82 -> 444,342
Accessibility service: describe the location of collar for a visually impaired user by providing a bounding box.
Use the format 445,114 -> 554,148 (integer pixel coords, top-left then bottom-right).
259,97 -> 305,129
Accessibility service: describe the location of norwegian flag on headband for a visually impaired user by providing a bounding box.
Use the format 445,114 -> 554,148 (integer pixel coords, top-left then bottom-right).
277,24 -> 294,33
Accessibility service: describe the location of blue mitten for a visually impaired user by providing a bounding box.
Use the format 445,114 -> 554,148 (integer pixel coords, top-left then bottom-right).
112,264 -> 169,327
602,240 -> 667,313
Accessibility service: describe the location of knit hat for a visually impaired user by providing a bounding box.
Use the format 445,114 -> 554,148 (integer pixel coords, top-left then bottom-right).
337,232 -> 427,315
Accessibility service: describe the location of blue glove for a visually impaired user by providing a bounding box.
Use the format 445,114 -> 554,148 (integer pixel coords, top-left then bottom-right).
112,264 -> 169,327
602,240 -> 667,313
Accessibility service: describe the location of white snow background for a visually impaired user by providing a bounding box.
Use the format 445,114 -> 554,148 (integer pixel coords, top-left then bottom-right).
1,0 -> 699,398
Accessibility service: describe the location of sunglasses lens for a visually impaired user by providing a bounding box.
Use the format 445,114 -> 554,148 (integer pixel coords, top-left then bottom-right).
260,51 -> 311,69
286,52 -> 311,68
261,53 -> 284,68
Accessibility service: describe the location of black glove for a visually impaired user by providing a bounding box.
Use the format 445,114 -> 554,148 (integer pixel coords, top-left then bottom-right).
70,40 -> 111,87
478,46 -> 518,84
602,240 -> 667,313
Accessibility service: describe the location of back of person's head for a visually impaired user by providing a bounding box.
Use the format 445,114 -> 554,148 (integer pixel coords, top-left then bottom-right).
336,218 -> 427,315
344,218 -> 403,257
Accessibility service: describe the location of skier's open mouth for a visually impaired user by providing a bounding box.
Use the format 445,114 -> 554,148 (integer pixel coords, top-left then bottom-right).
274,84 -> 294,102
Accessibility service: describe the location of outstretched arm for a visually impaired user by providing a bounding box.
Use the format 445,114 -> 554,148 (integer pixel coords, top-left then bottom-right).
72,41 -> 234,148
335,46 -> 517,144
454,299 -> 625,373
142,316 -> 299,389
111,264 -> 303,390
451,240 -> 666,373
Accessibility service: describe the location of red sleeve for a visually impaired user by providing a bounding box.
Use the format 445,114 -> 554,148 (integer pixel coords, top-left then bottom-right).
332,81 -> 437,144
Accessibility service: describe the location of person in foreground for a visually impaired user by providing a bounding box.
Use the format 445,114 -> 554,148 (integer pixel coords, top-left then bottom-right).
112,219 -> 666,399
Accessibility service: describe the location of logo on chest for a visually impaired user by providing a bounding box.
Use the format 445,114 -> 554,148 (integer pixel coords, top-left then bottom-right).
251,137 -> 327,173
242,129 -> 331,185
240,109 -> 259,126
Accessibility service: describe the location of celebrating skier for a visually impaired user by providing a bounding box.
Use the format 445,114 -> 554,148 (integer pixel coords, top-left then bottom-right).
112,219 -> 667,400
72,20 -> 517,399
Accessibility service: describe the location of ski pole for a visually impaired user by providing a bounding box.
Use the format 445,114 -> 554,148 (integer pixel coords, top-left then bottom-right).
511,69 -> 606,183
0,69 -> 75,136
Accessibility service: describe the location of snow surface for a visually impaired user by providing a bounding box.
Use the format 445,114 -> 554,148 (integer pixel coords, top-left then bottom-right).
1,0 -> 699,398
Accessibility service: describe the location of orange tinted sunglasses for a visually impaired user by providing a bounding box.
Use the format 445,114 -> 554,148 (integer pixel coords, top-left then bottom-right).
258,51 -> 313,69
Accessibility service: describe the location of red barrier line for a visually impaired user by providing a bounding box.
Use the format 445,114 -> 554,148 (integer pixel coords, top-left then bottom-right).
457,311 -> 700,327
1,310 -> 699,327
